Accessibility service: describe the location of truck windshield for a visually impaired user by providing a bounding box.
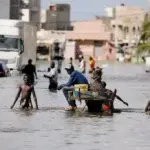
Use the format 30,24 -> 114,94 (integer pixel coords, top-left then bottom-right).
0,37 -> 19,51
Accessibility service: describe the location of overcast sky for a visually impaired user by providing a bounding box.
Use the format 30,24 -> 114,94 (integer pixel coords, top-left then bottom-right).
41,0 -> 148,20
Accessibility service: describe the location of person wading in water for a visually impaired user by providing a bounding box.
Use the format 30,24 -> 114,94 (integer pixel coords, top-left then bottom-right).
11,75 -> 39,109
44,62 -> 58,91
23,59 -> 38,84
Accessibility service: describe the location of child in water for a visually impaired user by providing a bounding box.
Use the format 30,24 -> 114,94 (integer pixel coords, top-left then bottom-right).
11,75 -> 38,109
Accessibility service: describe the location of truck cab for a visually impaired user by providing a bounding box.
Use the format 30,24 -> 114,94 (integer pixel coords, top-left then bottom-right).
0,19 -> 37,71
0,35 -> 24,70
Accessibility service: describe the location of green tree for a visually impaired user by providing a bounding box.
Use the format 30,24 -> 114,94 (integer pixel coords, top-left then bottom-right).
137,14 -> 150,54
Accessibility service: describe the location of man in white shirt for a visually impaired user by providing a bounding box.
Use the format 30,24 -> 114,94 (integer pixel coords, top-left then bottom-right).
79,55 -> 86,74
44,62 -> 58,90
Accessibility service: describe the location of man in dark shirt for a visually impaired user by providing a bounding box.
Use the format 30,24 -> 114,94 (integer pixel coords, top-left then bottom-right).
23,59 -> 38,84
58,66 -> 88,111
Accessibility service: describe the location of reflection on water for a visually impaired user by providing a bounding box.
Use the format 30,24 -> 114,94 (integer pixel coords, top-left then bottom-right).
0,63 -> 150,150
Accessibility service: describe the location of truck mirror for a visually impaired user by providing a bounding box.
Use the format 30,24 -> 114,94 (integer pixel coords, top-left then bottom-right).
0,35 -> 5,43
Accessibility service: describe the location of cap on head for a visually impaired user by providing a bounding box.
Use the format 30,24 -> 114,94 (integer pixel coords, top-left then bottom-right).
65,64 -> 74,74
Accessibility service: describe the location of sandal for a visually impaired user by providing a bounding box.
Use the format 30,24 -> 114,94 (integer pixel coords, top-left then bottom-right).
65,106 -> 77,111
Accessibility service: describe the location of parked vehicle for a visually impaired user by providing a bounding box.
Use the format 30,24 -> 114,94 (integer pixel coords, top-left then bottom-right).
0,61 -> 9,77
0,19 -> 37,71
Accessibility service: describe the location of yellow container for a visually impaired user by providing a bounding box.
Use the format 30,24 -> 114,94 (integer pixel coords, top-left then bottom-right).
74,84 -> 88,93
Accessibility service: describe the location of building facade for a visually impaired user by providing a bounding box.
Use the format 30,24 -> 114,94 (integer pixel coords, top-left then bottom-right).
67,20 -> 116,61
0,0 -> 40,28
41,4 -> 71,30
105,5 -> 145,47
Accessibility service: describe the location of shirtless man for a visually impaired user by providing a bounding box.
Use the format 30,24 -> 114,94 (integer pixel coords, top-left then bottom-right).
10,75 -> 38,109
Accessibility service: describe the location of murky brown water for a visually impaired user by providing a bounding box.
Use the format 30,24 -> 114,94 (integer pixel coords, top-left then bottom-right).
0,62 -> 150,150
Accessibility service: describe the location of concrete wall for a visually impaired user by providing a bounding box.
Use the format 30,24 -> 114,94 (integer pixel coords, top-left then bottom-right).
57,5 -> 70,29
0,0 -> 10,19
99,42 -> 116,61
75,40 -> 116,61
110,5 -> 145,46
77,40 -> 94,57
43,4 -> 70,30
37,30 -> 67,43
73,20 -> 106,33
0,0 -> 40,29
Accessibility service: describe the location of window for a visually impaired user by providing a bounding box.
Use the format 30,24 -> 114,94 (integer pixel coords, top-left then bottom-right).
50,5 -> 57,11
59,6 -> 65,11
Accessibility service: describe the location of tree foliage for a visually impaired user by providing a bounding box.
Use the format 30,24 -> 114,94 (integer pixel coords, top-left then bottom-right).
137,15 -> 150,54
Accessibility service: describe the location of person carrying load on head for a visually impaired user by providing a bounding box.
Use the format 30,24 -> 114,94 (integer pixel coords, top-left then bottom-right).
10,75 -> 38,110
44,62 -> 58,90
57,65 -> 89,111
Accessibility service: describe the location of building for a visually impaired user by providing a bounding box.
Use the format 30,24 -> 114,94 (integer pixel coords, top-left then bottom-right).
0,0 -> 40,28
41,4 -> 71,30
67,20 -> 116,61
105,5 -> 145,47
37,30 -> 67,44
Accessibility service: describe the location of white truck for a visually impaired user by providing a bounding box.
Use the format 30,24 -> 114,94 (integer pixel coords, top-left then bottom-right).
0,19 -> 37,71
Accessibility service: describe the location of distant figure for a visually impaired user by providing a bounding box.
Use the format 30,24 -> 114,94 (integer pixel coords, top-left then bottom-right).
51,42 -> 64,74
89,56 -> 95,74
69,57 -> 73,66
23,59 -> 38,84
11,75 -> 38,109
145,101 -> 150,114
79,55 -> 86,74
69,57 -> 75,71
44,62 -> 58,91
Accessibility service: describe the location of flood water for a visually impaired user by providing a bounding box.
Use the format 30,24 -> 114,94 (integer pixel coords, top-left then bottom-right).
0,62 -> 150,150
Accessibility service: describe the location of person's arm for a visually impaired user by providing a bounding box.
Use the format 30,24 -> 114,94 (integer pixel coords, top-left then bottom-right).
58,73 -> 76,90
32,87 -> 39,110
44,74 -> 52,79
11,87 -> 21,109
116,95 -> 128,106
34,66 -> 38,79
44,69 -> 55,79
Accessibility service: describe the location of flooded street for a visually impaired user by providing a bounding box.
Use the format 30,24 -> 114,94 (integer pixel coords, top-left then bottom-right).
0,62 -> 150,150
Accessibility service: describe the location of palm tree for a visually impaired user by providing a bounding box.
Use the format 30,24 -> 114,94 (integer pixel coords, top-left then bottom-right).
137,14 -> 150,55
